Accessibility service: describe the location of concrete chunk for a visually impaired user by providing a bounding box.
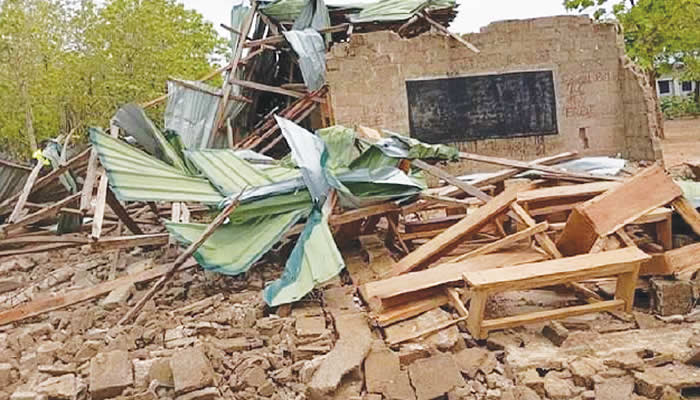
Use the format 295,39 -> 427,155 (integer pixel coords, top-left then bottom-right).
90,350 -> 133,400
408,354 -> 464,400
649,278 -> 694,316
170,347 -> 214,394
37,374 -> 82,399
364,341 -> 415,400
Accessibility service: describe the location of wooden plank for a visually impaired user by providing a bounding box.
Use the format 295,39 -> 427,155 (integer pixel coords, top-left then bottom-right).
467,289 -> 488,339
1,193 -> 81,238
411,159 -> 491,202
580,165 -> 682,236
672,196 -> 700,236
556,208 -> 600,256
640,253 -> 671,276
449,222 -> 548,263
105,188 -> 143,235
329,202 -> 400,226
0,234 -> 90,246
390,182 -> 534,276
80,148 -> 99,212
0,259 -> 198,326
8,162 -> 43,223
463,247 -> 649,292
229,79 -> 324,102
479,299 -> 625,335
243,23 -> 350,48
445,287 -> 469,317
91,233 -> 169,252
374,294 -> 448,327
91,169 -> 109,240
212,2 -> 258,134
0,242 -> 82,257
365,251 -> 546,302
464,152 -> 579,190
459,152 -> 622,182
666,243 -> 700,277
517,181 -> 619,203
615,267 -> 640,312
420,12 -> 479,53
388,316 -> 468,346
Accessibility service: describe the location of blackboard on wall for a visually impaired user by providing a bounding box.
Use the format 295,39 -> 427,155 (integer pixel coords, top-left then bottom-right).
406,71 -> 558,144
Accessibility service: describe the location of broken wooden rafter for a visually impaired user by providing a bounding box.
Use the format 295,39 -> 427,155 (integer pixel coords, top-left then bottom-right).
420,12 -> 479,53
104,188 -> 143,235
141,64 -> 232,109
229,79 -> 325,102
0,259 -> 198,326
118,190 -> 245,325
390,182 -> 535,276
0,192 -> 81,239
90,233 -> 169,252
243,23 -> 351,48
458,152 -> 622,182
8,162 -> 43,223
0,148 -> 91,215
672,196 -> 700,236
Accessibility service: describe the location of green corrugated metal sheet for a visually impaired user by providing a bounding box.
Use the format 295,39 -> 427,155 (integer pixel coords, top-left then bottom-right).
260,0 -> 454,22
89,129 -> 224,204
263,206 -> 344,306
185,149 -> 277,196
167,209 -> 307,275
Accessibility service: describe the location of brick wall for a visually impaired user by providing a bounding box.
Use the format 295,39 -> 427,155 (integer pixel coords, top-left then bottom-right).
326,16 -> 662,173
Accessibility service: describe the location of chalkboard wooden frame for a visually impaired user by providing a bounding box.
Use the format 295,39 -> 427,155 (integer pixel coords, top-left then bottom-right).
406,70 -> 559,144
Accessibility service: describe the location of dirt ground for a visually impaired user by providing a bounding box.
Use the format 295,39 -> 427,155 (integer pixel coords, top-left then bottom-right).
661,118 -> 700,168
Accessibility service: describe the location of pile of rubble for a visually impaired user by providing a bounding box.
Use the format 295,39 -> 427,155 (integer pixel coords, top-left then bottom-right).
0,0 -> 699,399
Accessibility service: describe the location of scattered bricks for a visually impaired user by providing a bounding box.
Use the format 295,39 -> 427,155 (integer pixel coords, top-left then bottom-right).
686,349 -> 700,366
594,376 -> 634,400
36,374 -> 82,400
308,313 -> 372,397
364,341 -> 415,400
242,366 -> 267,388
101,283 -> 135,310
635,364 -> 700,399
408,354 -> 464,400
486,331 -> 523,351
603,351 -> 645,371
649,278 -> 694,316
74,341 -> 100,363
0,278 -> 22,294
133,359 -> 156,389
295,315 -> 326,337
569,357 -> 606,388
542,321 -> 569,346
454,347 -> 497,378
175,387 -> 219,400
149,358 -> 174,386
299,356 -> 324,384
170,347 -> 214,394
518,369 -> 545,396
0,363 -> 13,386
10,391 -> 40,400
90,350 -> 133,400
258,380 -> 275,397
210,337 -> 250,353
397,343 -> 430,366
36,341 -> 61,365
543,374 -> 577,400
503,386 -> 542,400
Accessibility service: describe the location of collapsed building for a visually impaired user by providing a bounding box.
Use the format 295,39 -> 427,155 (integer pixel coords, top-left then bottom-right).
0,1 -> 699,400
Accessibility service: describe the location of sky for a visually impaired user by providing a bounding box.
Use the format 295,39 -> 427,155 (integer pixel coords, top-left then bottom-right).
181,1 -> 574,37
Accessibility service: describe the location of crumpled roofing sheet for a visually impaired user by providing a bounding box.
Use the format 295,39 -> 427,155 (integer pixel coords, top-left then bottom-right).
167,208 -> 308,276
283,29 -> 327,91
164,81 -> 221,150
260,0 -> 454,22
89,129 -> 224,204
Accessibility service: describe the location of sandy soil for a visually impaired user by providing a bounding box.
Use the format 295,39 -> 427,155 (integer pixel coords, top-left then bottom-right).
662,118 -> 700,168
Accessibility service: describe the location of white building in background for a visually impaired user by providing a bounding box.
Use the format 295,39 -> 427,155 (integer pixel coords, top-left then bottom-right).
656,75 -> 696,98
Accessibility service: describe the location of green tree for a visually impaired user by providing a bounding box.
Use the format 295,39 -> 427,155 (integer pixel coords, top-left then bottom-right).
0,0 -> 226,160
564,0 -> 700,102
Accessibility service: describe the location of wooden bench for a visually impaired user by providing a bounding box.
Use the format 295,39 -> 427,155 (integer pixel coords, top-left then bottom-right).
462,247 -> 650,339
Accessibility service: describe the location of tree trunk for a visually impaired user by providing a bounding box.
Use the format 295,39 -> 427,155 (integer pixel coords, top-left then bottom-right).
694,81 -> 699,105
21,81 -> 38,153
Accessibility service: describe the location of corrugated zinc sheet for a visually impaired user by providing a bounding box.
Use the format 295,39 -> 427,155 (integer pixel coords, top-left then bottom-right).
0,159 -> 30,203
263,207 -> 344,306
164,81 -> 221,150
167,209 -> 307,275
283,29 -> 327,91
89,129 -> 224,204
348,0 -> 455,22
260,0 -> 453,22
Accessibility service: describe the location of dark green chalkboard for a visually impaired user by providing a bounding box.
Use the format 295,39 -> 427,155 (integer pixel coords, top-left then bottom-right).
406,71 -> 558,144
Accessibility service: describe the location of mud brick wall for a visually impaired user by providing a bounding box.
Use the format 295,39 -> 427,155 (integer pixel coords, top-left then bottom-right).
326,16 -> 662,173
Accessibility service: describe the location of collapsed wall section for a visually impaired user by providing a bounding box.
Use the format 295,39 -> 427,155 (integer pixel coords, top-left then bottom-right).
326,15 -> 661,172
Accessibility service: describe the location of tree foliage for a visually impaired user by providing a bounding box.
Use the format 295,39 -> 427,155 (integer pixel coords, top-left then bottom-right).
0,0 -> 226,160
563,0 -> 700,82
